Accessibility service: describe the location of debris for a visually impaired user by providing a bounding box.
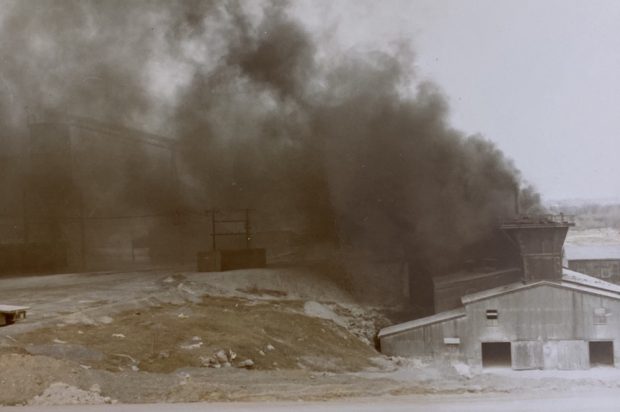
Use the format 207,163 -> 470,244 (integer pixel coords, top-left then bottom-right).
215,349 -> 228,363
112,333 -> 125,339
158,351 -> 170,359
131,365 -> 140,372
80,364 -> 91,370
238,359 -> 254,369
200,348 -> 238,368
178,313 -> 189,319
200,356 -> 216,367
162,276 -> 175,284
28,382 -> 114,405
180,342 -> 203,350
112,353 -> 137,364
177,371 -> 191,380
258,350 -> 265,356
52,339 -> 67,344
266,344 -> 275,351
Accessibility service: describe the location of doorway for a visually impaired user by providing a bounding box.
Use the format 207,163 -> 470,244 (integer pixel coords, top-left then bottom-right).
589,341 -> 614,367
481,342 -> 512,368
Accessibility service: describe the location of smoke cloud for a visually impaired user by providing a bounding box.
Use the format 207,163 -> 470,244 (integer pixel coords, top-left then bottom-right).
0,1 -> 541,283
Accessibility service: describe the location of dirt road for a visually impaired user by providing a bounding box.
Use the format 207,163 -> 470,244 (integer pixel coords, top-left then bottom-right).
2,389 -> 619,412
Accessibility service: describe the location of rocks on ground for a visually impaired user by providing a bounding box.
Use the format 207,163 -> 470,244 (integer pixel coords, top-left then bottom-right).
28,382 -> 115,405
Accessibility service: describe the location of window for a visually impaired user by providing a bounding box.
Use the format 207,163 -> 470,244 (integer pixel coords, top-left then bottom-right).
486,309 -> 498,326
486,309 -> 498,320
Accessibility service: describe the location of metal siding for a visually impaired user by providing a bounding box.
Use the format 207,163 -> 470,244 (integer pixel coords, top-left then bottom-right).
543,341 -> 559,369
556,340 -> 589,370
381,317 -> 466,361
385,283 -> 620,369
465,284 -> 620,368
512,341 -> 543,370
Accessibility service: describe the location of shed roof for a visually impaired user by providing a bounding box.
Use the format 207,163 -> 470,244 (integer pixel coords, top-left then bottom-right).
562,268 -> 620,293
461,278 -> 620,305
432,267 -> 521,288
377,308 -> 466,339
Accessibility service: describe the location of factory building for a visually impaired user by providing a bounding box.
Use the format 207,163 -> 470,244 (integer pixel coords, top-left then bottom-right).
565,244 -> 620,285
379,215 -> 620,370
0,115 -> 210,273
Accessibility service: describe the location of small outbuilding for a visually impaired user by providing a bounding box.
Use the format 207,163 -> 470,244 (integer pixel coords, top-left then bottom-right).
565,244 -> 620,285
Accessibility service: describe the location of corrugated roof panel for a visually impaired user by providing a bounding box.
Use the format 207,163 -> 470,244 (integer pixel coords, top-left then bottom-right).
378,308 -> 466,338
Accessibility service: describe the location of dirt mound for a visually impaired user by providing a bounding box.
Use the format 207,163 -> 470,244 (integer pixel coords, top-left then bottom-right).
13,296 -> 379,374
0,354 -> 89,405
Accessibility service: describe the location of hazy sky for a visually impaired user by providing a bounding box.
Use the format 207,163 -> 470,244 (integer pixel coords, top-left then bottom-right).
292,0 -> 620,202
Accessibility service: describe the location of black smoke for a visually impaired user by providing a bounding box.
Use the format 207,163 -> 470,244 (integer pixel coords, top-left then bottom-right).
0,1 -> 541,287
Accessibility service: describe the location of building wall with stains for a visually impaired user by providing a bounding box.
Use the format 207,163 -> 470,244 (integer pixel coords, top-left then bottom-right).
380,315 -> 467,362
380,283 -> 620,370
463,284 -> 620,369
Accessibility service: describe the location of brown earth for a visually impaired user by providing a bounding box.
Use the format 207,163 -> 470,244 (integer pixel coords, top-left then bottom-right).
12,295 -> 377,374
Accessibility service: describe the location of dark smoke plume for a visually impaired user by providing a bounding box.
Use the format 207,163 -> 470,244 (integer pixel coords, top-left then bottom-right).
0,1 -> 541,285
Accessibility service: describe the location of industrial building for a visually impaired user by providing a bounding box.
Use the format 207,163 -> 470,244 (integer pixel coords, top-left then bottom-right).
0,115 -> 209,273
379,215 -> 620,370
0,115 -> 302,274
565,244 -> 620,285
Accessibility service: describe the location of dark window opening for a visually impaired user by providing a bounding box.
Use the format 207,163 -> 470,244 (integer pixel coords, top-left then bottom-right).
486,309 -> 498,320
481,342 -> 512,368
589,341 -> 614,367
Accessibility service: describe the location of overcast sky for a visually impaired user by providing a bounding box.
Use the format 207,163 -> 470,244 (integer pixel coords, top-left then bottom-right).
292,0 -> 620,202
